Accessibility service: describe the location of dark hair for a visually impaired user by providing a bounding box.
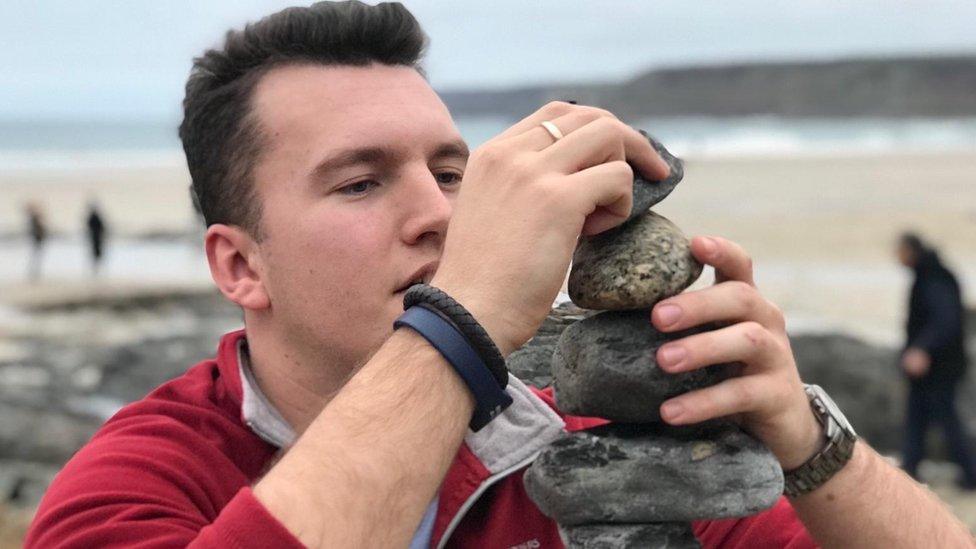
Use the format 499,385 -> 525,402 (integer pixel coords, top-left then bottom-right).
899,232 -> 926,255
179,1 -> 428,237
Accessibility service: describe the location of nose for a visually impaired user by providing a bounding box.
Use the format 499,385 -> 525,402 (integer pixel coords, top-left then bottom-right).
398,166 -> 453,247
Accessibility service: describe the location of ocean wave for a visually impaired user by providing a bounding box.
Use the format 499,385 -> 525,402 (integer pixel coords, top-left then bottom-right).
0,149 -> 186,172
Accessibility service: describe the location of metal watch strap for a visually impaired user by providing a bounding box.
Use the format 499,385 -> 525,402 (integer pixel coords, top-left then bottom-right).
783,384 -> 858,498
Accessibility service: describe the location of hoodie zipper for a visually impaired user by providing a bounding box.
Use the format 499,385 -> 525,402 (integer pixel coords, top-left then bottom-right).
435,450 -> 542,549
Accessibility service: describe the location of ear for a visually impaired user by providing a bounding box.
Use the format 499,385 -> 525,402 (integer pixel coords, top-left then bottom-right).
205,224 -> 271,311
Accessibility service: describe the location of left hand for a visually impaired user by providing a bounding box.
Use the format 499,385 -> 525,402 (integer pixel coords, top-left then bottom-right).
901,347 -> 931,378
652,236 -> 822,470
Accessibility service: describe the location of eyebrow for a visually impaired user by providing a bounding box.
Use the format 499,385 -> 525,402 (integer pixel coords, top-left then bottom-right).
309,139 -> 470,181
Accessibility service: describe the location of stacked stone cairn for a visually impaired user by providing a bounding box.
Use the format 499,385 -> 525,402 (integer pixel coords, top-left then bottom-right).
523,135 -> 784,548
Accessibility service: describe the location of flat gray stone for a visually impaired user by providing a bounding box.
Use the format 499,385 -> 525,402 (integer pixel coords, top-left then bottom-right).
562,522 -> 699,549
553,311 -> 734,422
524,424 -> 784,524
629,133 -> 685,222
508,303 -> 595,388
569,210 -> 702,310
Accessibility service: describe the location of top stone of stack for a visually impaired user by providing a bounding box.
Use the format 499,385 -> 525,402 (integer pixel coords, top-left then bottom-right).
626,132 -> 685,223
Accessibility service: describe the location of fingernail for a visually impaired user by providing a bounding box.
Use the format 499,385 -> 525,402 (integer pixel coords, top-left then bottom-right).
655,304 -> 682,327
700,237 -> 718,257
658,345 -> 686,369
661,401 -> 685,422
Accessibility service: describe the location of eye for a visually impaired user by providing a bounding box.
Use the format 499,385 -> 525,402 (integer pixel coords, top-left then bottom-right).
339,179 -> 379,196
434,171 -> 463,186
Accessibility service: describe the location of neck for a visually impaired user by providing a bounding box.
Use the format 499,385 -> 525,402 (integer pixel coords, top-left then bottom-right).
244,322 -> 359,435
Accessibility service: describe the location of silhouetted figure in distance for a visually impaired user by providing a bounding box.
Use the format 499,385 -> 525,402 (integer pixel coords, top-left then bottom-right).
26,202 -> 47,281
86,202 -> 107,275
897,232 -> 976,488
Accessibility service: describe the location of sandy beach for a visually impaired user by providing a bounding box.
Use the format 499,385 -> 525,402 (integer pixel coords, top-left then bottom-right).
3,150 -> 974,343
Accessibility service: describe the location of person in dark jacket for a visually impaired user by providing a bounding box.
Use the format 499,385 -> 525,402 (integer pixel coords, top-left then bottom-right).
85,201 -> 107,275
897,232 -> 976,487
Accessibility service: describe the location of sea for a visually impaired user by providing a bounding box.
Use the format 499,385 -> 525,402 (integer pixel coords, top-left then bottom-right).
2,115 -> 976,171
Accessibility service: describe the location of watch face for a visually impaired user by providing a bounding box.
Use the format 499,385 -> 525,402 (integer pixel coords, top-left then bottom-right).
809,385 -> 857,437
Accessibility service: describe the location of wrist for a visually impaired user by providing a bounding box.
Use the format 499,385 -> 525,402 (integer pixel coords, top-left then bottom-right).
776,402 -> 826,470
394,289 -> 514,430
428,275 -> 520,356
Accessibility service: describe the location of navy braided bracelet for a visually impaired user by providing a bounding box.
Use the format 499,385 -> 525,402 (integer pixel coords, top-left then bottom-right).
394,305 -> 513,431
403,284 -> 508,388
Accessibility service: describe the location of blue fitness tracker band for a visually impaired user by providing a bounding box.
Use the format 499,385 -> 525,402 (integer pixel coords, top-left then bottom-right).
394,305 -> 513,431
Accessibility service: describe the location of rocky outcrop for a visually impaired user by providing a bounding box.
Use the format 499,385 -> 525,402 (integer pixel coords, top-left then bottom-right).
0,289 -> 241,507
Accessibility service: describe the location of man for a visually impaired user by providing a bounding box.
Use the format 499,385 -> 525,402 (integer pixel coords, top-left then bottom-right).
26,3 -> 972,547
85,200 -> 107,275
897,232 -> 976,488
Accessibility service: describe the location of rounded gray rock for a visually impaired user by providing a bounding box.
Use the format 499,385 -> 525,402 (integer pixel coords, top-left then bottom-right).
523,424 -> 784,525
568,210 -> 702,310
561,522 -> 699,549
553,311 -> 733,422
628,133 -> 685,223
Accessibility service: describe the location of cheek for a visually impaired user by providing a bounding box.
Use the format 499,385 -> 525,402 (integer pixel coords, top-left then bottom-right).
268,207 -> 393,295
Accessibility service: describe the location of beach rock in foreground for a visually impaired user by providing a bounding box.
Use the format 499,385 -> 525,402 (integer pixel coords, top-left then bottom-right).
524,424 -> 783,525
561,522 -> 700,549
569,210 -> 702,310
553,311 -> 733,422
628,133 -> 685,222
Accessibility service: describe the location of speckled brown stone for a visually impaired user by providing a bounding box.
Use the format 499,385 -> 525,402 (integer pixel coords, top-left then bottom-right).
568,210 -> 702,310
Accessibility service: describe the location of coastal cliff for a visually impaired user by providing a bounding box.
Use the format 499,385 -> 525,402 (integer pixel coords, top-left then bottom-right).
440,54 -> 976,119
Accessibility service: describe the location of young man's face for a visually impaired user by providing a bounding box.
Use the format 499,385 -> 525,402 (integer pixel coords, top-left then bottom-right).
248,63 -> 468,366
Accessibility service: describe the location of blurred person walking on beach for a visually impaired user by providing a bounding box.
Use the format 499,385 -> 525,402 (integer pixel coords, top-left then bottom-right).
25,202 -> 47,281
86,201 -> 107,275
897,232 -> 976,488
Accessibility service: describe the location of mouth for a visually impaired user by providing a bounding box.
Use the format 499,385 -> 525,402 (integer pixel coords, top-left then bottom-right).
394,261 -> 439,295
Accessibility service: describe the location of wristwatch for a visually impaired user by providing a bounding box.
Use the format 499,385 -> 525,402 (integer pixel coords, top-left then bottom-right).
783,384 -> 858,497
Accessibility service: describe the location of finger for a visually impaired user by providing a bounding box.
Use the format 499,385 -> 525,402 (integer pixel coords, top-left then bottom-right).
504,107 -> 610,153
651,281 -> 786,333
493,101 -> 609,141
500,107 -> 670,180
691,236 -> 755,286
541,116 -> 669,180
562,161 -> 634,235
659,374 -> 772,425
540,116 -> 626,170
656,321 -> 781,374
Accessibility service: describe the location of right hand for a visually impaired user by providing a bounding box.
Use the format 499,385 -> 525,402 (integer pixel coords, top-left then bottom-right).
430,102 -> 670,355
902,347 -> 931,378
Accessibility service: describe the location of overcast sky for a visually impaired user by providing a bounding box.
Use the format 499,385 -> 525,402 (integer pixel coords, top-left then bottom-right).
2,0 -> 975,120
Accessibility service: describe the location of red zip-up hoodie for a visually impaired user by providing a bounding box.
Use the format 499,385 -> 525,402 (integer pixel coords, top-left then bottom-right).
26,330 -> 815,548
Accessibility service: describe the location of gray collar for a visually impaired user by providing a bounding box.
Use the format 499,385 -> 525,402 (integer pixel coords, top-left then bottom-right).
237,338 -> 566,473
238,339 -> 296,448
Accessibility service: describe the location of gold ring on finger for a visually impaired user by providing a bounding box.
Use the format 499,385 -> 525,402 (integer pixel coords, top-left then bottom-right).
540,120 -> 564,142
